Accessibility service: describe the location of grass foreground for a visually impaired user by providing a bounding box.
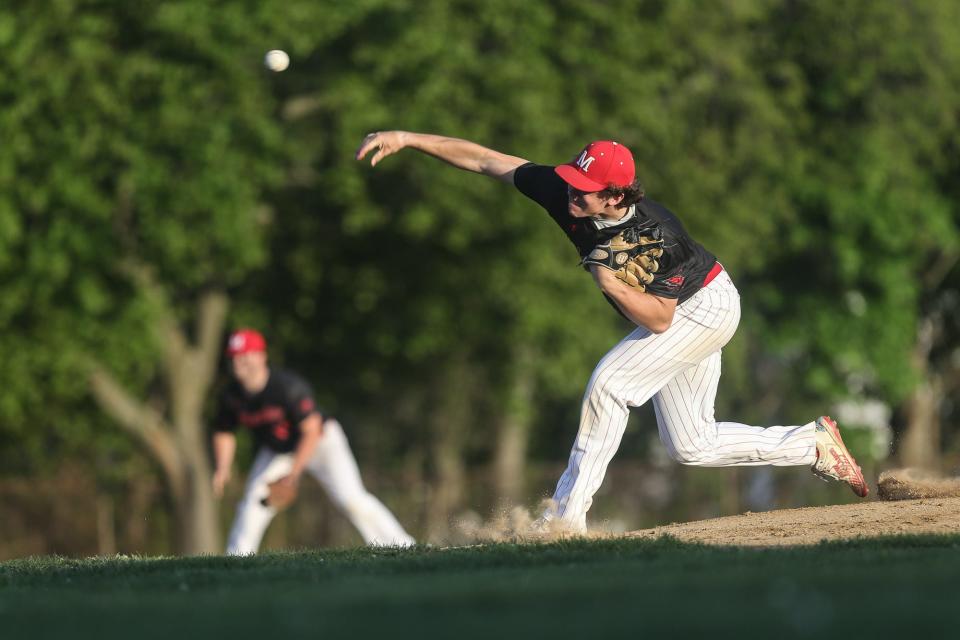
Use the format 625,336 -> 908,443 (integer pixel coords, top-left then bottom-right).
2,535 -> 960,639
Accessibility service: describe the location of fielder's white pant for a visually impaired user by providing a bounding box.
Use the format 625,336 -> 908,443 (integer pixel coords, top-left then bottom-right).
549,270 -> 817,532
226,419 -> 415,554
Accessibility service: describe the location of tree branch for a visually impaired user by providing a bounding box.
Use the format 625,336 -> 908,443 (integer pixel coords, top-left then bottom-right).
195,288 -> 229,384
87,360 -> 186,500
169,288 -> 229,444
117,258 -> 187,372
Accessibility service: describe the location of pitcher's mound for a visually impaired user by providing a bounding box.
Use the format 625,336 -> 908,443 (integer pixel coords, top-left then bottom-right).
627,496 -> 960,546
877,468 -> 960,501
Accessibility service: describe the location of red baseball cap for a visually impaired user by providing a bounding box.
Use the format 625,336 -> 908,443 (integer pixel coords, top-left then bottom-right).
554,141 -> 636,192
225,328 -> 267,356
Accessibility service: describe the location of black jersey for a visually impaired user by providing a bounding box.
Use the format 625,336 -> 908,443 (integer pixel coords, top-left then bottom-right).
214,368 -> 322,454
513,163 -> 717,304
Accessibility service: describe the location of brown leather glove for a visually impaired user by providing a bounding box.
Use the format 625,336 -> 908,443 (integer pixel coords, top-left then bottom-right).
582,222 -> 664,290
260,475 -> 299,511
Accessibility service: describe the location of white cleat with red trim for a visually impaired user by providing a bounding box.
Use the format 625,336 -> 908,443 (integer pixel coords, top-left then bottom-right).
811,416 -> 869,498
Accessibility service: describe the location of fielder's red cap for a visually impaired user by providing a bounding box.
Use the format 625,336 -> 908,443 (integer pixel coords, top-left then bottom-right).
554,141 -> 636,192
225,328 -> 267,356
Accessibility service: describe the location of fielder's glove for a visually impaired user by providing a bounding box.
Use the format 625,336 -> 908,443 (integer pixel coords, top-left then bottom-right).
582,222 -> 664,289
260,475 -> 299,511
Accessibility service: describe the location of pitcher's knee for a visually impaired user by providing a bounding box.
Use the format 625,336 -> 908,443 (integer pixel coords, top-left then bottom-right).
584,377 -> 626,413
667,441 -> 709,465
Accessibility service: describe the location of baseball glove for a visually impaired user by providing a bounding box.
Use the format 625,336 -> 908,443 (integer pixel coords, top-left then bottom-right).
260,476 -> 299,511
582,221 -> 664,289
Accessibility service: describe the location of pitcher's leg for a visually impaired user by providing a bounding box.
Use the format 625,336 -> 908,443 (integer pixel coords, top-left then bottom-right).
652,351 -> 816,467
309,420 -> 414,547
547,274 -> 744,530
549,325 -> 696,531
226,449 -> 294,555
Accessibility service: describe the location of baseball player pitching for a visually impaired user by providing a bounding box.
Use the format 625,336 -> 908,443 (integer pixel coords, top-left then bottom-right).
356,131 -> 869,533
212,328 -> 415,553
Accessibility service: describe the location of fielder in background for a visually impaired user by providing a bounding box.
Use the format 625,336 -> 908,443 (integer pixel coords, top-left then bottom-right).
356,131 -> 869,534
212,328 -> 415,553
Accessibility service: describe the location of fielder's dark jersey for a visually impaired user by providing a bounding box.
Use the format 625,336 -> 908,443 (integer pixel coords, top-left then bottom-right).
214,368 -> 322,454
513,163 -> 717,304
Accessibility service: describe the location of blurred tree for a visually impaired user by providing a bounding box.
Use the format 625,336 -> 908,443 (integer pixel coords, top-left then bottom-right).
244,0 -> 623,533
243,0 -> 812,535
3,0 -> 960,555
754,0 -> 960,469
0,0 -> 336,552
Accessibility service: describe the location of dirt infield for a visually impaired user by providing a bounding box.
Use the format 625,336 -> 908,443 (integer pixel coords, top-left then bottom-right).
455,471 -> 960,547
626,496 -> 960,546
460,497 -> 960,547
624,469 -> 960,546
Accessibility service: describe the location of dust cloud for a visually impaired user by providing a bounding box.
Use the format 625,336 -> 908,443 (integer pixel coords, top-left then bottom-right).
449,500 -> 613,545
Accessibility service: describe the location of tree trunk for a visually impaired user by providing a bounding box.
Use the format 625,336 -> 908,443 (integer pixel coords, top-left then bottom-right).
901,376 -> 942,471
491,346 -> 536,504
899,317 -> 942,471
426,435 -> 466,541
171,448 -> 220,555
424,358 -> 472,542
491,416 -> 529,503
89,288 -> 228,555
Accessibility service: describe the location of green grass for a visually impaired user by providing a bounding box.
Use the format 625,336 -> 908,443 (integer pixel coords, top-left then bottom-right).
2,535 -> 960,639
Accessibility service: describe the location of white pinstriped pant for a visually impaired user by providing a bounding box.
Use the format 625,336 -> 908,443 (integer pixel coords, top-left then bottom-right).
549,270 -> 817,532
226,419 -> 415,554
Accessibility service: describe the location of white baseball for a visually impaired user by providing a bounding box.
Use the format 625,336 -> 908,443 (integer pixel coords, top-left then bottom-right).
264,49 -> 290,72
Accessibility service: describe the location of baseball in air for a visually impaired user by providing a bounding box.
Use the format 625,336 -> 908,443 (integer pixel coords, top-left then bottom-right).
264,49 -> 290,72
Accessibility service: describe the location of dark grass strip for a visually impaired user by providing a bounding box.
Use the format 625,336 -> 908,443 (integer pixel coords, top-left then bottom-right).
2,535 -> 959,640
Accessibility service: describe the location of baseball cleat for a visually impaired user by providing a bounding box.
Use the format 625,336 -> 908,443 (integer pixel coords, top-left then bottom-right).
811,416 -> 869,497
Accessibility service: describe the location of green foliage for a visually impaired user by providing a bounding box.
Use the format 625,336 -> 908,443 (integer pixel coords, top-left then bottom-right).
0,1 -> 303,469
3,0 -> 960,528
747,0 -> 960,411
243,0 -> 822,458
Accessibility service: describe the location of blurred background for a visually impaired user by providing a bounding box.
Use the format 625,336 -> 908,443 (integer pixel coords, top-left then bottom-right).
1,0 -> 959,558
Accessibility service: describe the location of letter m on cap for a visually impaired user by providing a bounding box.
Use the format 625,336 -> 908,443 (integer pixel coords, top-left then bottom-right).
576,151 -> 596,172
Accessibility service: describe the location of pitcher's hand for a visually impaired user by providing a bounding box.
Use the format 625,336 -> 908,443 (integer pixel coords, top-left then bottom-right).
356,131 -> 408,166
